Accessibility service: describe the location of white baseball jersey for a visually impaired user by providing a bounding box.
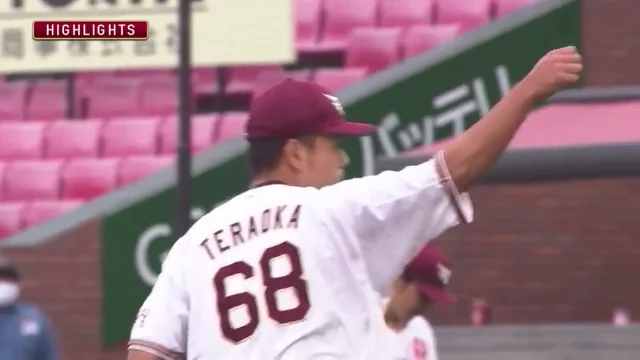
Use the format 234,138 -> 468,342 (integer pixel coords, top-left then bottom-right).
373,299 -> 438,360
128,157 -> 472,360
380,317 -> 438,360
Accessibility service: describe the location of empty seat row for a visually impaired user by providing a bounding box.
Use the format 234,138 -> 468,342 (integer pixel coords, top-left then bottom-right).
0,113 -> 248,160
0,67 -> 357,119
345,25 -> 461,74
0,69 -> 218,121
296,0 -> 537,51
1,63 -> 365,119
0,201 -> 84,239
0,156 -> 174,203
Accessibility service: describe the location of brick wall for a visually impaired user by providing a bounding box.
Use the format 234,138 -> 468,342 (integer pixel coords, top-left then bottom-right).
581,0 -> 640,86
429,178 -> 640,325
2,1 -> 640,359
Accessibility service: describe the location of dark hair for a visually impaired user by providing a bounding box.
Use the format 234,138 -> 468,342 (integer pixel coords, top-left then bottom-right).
246,138 -> 287,175
246,136 -> 316,175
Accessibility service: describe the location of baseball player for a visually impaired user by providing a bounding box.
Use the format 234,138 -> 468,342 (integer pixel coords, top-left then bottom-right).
374,244 -> 453,360
127,47 -> 581,360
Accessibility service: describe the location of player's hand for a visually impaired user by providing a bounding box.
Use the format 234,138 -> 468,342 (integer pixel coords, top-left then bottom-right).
521,46 -> 582,100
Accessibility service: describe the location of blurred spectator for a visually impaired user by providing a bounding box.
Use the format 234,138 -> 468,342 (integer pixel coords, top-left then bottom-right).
0,254 -> 59,360
471,298 -> 492,326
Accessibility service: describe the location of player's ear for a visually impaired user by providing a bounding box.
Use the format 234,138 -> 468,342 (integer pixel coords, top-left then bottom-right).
282,138 -> 308,171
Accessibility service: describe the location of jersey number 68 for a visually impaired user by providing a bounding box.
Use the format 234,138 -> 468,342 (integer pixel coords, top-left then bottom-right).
213,241 -> 311,343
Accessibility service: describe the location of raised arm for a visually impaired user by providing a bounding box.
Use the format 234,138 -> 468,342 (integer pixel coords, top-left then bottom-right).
321,47 -> 582,292
443,46 -> 582,191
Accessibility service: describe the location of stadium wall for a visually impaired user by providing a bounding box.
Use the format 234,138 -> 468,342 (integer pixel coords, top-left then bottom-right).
581,0 -> 640,86
437,324 -> 640,360
3,0 -> 640,358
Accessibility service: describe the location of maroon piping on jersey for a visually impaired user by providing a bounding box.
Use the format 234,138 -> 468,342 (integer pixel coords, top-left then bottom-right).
434,151 -> 468,224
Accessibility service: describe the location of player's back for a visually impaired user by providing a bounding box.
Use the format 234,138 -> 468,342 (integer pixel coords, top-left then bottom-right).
183,184 -> 376,359
129,160 -> 472,360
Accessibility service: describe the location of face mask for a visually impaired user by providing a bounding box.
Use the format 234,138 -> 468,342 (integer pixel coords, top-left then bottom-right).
0,282 -> 19,306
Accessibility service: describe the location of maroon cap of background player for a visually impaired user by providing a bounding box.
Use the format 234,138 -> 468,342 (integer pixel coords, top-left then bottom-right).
246,79 -> 376,140
402,244 -> 455,304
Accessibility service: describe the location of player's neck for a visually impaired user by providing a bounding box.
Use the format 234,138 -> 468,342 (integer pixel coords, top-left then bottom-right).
250,179 -> 287,188
251,171 -> 300,188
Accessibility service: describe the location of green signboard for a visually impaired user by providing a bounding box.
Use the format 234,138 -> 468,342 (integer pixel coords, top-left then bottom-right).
101,0 -> 580,347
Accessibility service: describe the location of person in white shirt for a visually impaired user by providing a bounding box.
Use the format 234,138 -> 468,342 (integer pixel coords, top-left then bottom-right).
379,244 -> 453,360
127,47 -> 582,360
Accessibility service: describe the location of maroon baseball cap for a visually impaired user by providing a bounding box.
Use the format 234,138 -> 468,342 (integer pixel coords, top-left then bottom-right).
246,79 -> 376,140
402,244 -> 455,303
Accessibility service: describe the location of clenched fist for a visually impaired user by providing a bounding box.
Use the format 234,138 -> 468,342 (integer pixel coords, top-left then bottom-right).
521,46 -> 582,100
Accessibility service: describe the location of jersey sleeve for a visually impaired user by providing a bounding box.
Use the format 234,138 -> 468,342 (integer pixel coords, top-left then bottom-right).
128,237 -> 188,360
403,318 -> 438,360
320,151 -> 473,293
423,321 -> 438,360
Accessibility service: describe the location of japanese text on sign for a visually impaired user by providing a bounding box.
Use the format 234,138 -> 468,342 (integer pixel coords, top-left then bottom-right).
359,65 -> 512,175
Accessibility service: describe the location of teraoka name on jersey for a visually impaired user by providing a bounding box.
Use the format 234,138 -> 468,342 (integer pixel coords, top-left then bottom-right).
199,205 -> 301,259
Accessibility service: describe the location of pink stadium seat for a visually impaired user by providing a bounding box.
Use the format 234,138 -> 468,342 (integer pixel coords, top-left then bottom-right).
295,0 -> 322,51
23,200 -> 83,227
402,24 -> 461,58
74,72 -> 117,98
62,158 -> 120,201
118,155 -> 174,186
494,0 -> 537,17
0,82 -> 28,121
140,77 -> 179,116
216,112 -> 248,142
226,66 -> 284,95
4,160 -> 62,201
314,68 -> 368,93
380,0 -> 434,28
253,72 -> 295,98
26,80 -> 67,120
45,120 -> 103,159
159,114 -> 218,154
0,203 -> 26,239
346,27 -> 402,74
85,78 -> 141,118
0,162 -> 4,199
117,69 -> 173,79
437,0 -> 491,32
75,71 -> 117,84
192,68 -> 218,94
0,122 -> 46,160
321,0 -> 378,50
102,117 -> 160,157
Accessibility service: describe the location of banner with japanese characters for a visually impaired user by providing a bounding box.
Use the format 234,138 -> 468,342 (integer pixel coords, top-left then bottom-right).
0,0 -> 294,74
100,0 -> 581,348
